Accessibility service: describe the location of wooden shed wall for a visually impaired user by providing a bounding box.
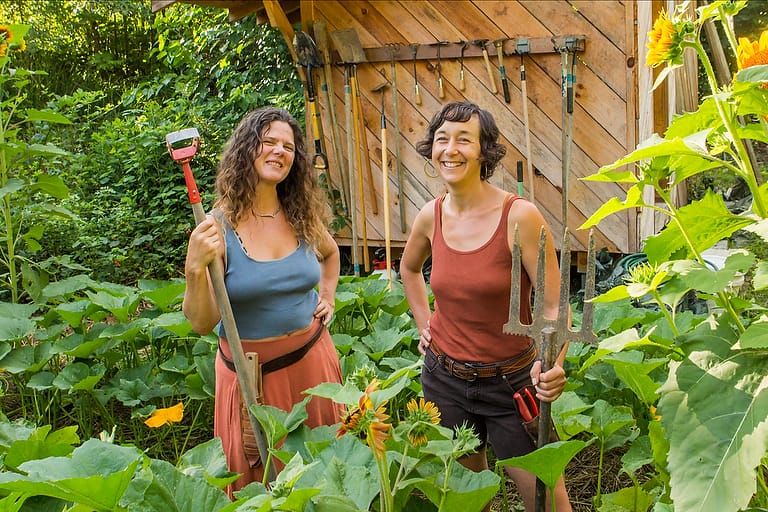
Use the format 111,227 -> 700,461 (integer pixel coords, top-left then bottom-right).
304,0 -> 639,255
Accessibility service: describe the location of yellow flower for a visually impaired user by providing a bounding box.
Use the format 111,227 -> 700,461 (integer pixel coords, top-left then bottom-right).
0,44 -> 6,58
646,10 -> 677,67
144,402 -> 184,428
0,25 -> 13,43
405,398 -> 441,446
737,30 -> 768,70
366,404 -> 391,458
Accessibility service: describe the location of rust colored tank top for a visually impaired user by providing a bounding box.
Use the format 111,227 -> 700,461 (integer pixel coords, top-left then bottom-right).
429,194 -> 533,363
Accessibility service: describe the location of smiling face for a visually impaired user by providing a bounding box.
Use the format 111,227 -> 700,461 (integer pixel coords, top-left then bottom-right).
253,120 -> 296,185
431,114 -> 483,184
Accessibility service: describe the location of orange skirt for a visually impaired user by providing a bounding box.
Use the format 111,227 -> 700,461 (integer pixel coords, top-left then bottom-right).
215,317 -> 343,497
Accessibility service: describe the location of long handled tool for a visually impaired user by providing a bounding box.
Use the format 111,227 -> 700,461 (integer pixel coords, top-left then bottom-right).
350,65 -> 371,271
503,228 -> 597,512
165,128 -> 276,482
410,43 -> 422,105
432,40 -> 449,100
458,41 -> 468,91
472,39 -> 497,94
560,37 -> 577,230
387,44 -> 407,234
314,20 -> 350,213
494,38 -> 511,103
293,31 -> 330,175
517,38 -> 535,204
342,67 -> 360,277
373,79 -> 393,286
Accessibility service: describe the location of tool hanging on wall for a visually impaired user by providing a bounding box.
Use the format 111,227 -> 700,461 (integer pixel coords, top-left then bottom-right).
410,43 -> 422,105
516,161 -> 525,197
387,44 -> 407,233
372,78 -> 393,285
313,20 -> 350,214
494,38 -> 511,103
458,41 -> 468,91
293,31 -> 330,177
432,40 -> 449,100
354,77 -> 378,216
472,39 -> 497,94
331,27 -> 368,276
559,37 -> 578,230
517,38 -> 535,204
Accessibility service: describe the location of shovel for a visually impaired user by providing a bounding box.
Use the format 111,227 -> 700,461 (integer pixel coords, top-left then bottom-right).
165,128 -> 276,483
293,31 -> 331,177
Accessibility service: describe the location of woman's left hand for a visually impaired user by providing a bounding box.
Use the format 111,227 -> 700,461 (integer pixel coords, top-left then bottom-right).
314,298 -> 334,325
529,360 -> 566,402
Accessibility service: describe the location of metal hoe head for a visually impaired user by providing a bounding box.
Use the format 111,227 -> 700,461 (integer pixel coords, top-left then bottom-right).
165,128 -> 200,164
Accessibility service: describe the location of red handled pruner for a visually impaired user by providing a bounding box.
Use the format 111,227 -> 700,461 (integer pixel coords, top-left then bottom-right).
514,387 -> 539,422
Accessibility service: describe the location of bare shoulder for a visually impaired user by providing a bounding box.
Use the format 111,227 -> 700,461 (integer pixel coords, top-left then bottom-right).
411,198 -> 437,238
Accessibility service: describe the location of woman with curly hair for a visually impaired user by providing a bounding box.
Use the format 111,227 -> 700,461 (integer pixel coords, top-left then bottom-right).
400,101 -> 571,512
182,107 -> 342,496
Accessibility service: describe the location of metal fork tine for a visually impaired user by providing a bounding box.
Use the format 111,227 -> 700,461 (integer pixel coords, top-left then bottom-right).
578,231 -> 598,345
504,226 -> 527,335
531,227 -> 548,326
557,230 -> 571,335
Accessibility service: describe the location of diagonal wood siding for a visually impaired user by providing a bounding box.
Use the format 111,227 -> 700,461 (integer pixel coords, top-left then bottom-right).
308,0 -> 638,255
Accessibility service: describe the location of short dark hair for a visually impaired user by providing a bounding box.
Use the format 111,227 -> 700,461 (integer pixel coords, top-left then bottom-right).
415,101 -> 507,180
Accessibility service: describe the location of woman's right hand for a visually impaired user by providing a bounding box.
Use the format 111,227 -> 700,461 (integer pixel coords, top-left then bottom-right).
417,322 -> 432,356
185,215 -> 222,274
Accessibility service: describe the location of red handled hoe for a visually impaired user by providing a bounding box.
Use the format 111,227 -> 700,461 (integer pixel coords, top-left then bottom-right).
165,128 -> 277,483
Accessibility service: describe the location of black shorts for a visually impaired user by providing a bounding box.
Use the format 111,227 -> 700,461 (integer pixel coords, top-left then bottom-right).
421,347 -> 537,459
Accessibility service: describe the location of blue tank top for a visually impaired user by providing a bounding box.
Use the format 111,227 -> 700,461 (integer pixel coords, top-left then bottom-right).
217,219 -> 320,339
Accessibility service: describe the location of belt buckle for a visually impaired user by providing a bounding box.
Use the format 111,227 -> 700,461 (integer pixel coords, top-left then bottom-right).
463,362 -> 479,382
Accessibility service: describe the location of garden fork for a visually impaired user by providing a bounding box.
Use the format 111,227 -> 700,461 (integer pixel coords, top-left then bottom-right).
502,227 -> 597,512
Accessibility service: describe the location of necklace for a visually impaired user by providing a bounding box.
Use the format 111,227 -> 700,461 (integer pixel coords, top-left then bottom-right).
254,206 -> 281,218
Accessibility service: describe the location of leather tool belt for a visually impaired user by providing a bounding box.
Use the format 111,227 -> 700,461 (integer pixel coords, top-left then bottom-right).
429,341 -> 537,381
218,321 -> 324,376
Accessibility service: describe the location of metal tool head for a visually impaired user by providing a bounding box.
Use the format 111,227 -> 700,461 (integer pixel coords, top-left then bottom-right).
470,38 -> 489,48
516,38 -> 530,55
165,128 -> 200,163
494,37 -> 507,49
330,27 -> 367,64
293,30 -> 323,68
502,228 -> 598,348
371,79 -> 390,93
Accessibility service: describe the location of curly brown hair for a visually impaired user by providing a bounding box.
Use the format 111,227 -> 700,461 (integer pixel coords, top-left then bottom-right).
415,101 -> 507,181
213,107 -> 330,252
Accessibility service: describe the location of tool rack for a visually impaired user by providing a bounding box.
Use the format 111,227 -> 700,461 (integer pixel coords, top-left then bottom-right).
331,35 -> 586,64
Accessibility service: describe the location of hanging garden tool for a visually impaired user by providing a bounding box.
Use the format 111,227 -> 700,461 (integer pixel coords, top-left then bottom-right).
293,31 -> 330,176
559,36 -> 578,230
313,20 -> 350,213
432,40 -> 449,100
372,77 -> 393,285
517,38 -> 535,203
165,127 -> 276,483
494,38 -> 511,103
458,40 -> 468,91
410,43 -> 422,105
503,228 -> 597,512
471,39 -> 497,94
387,43 -> 407,233
331,27 -> 371,272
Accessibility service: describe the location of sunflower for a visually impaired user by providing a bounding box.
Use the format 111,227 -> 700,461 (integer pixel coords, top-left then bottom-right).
0,25 -> 13,43
646,10 -> 677,67
144,402 -> 184,428
404,398 -> 441,446
365,404 -> 391,458
737,30 -> 768,70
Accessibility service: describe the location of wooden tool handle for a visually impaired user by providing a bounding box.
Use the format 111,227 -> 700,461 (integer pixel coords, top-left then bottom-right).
482,49 -> 498,94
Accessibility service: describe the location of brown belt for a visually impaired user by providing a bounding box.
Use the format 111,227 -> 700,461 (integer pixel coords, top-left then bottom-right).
429,341 -> 537,381
218,321 -> 324,375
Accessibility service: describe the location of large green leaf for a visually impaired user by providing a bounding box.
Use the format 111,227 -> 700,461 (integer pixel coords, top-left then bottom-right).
644,191 -> 754,264
0,439 -> 142,511
416,461 -> 500,512
658,320 -> 768,512
120,458 -> 232,511
496,440 -> 586,491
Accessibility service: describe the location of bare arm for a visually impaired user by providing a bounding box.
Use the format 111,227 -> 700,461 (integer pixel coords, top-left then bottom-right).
400,202 -> 435,355
182,215 -> 224,335
314,230 -> 340,324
